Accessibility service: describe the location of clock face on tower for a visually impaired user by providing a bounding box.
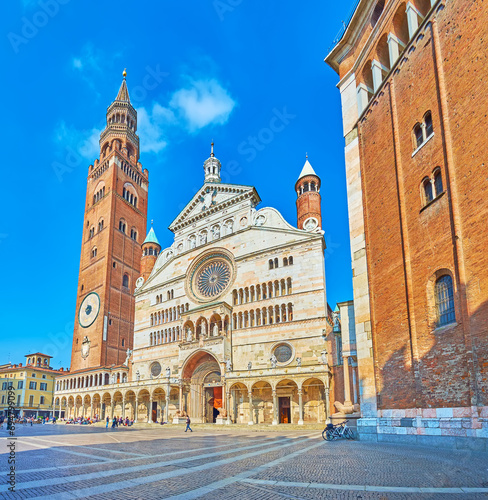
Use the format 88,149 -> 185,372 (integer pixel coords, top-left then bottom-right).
78,292 -> 101,328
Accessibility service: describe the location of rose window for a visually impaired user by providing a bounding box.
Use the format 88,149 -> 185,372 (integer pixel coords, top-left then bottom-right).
196,260 -> 231,298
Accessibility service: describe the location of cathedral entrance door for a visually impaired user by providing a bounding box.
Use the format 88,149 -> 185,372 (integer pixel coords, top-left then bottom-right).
204,386 -> 223,423
279,397 -> 291,424
182,351 -> 222,423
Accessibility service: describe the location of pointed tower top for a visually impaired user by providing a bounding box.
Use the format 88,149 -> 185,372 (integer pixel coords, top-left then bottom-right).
116,70 -> 130,102
143,226 -> 160,246
210,141 -> 214,157
297,158 -> 317,181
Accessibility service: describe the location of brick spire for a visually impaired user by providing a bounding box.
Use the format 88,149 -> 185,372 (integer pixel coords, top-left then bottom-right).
115,69 -> 130,102
99,70 -> 140,162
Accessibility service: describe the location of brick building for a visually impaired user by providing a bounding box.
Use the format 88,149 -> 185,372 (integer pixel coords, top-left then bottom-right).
326,0 -> 488,448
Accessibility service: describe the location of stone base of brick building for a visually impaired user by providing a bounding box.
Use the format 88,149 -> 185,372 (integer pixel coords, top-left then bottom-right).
357,406 -> 488,451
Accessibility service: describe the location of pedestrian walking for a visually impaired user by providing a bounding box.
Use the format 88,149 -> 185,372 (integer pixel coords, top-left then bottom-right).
106,416 -> 109,428
185,415 -> 192,432
112,417 -> 116,428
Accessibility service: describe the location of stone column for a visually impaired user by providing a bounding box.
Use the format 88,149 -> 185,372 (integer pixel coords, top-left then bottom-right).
165,393 -> 170,423
122,398 -> 126,419
406,1 -> 420,38
134,399 -> 138,423
324,387 -> 330,424
179,384 -> 183,412
352,363 -> 358,405
298,390 -> 304,425
226,390 -> 231,424
343,356 -> 352,406
148,397 -> 153,423
248,390 -> 254,425
272,390 -> 278,425
202,388 -> 206,423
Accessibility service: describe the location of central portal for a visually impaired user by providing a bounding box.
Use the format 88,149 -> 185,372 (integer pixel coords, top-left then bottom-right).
182,351 -> 223,423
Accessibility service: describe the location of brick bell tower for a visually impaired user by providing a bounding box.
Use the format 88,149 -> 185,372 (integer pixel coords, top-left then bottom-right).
295,155 -> 322,230
70,70 -> 149,372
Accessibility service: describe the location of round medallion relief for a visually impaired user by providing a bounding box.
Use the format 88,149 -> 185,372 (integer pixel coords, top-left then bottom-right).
150,362 -> 161,377
273,343 -> 293,364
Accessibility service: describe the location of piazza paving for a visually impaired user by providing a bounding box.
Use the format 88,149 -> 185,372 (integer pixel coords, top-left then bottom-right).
1,424 -> 488,499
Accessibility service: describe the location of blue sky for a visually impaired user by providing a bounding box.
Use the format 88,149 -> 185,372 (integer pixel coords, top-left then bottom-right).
2,0 -> 354,369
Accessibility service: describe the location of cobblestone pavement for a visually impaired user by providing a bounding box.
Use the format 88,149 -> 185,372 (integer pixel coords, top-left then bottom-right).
1,424 -> 488,499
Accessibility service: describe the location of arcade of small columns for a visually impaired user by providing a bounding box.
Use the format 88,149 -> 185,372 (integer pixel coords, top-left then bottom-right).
53,374 -> 330,425
55,370 -> 128,392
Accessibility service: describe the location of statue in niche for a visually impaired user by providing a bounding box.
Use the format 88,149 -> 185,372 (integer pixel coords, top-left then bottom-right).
189,236 -> 196,249
226,358 -> 232,372
225,220 -> 233,234
247,361 -> 252,371
199,232 -> 207,245
213,323 -> 219,337
212,225 -> 220,240
166,367 -> 171,378
201,321 -> 206,338
186,327 -> 193,342
270,355 -> 277,369
124,348 -> 132,366
111,373 -> 116,384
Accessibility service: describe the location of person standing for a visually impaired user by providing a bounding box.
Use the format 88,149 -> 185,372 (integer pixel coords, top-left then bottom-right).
185,415 -> 192,433
106,416 -> 109,428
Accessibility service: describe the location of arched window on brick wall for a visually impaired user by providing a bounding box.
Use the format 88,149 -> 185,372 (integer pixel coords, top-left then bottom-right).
435,275 -> 455,327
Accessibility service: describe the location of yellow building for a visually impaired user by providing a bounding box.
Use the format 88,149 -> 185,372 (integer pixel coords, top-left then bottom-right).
0,353 -> 65,419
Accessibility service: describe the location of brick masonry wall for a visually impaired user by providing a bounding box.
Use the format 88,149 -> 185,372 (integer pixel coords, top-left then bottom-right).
356,0 -> 488,413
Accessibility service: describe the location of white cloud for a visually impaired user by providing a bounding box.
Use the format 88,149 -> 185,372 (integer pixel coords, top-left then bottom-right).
137,104 -> 175,154
54,121 -> 101,161
71,43 -> 102,73
170,79 -> 236,132
72,58 -> 83,70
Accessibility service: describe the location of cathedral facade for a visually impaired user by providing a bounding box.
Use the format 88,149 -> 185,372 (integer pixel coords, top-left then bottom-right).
54,75 -> 353,425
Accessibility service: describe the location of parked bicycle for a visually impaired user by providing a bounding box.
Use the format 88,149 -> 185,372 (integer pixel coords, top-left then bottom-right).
322,420 -> 355,441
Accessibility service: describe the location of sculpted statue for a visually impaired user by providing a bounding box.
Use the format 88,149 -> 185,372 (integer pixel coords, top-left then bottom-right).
136,371 -> 140,381
296,357 -> 302,367
199,232 -> 207,244
220,409 -> 228,418
270,354 -> 277,369
166,367 -> 171,378
213,323 -> 219,337
247,361 -> 252,371
226,358 -> 232,372
320,350 -> 328,365
201,322 -> 206,338
124,348 -> 132,366
186,327 -> 193,342
190,236 -> 196,249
